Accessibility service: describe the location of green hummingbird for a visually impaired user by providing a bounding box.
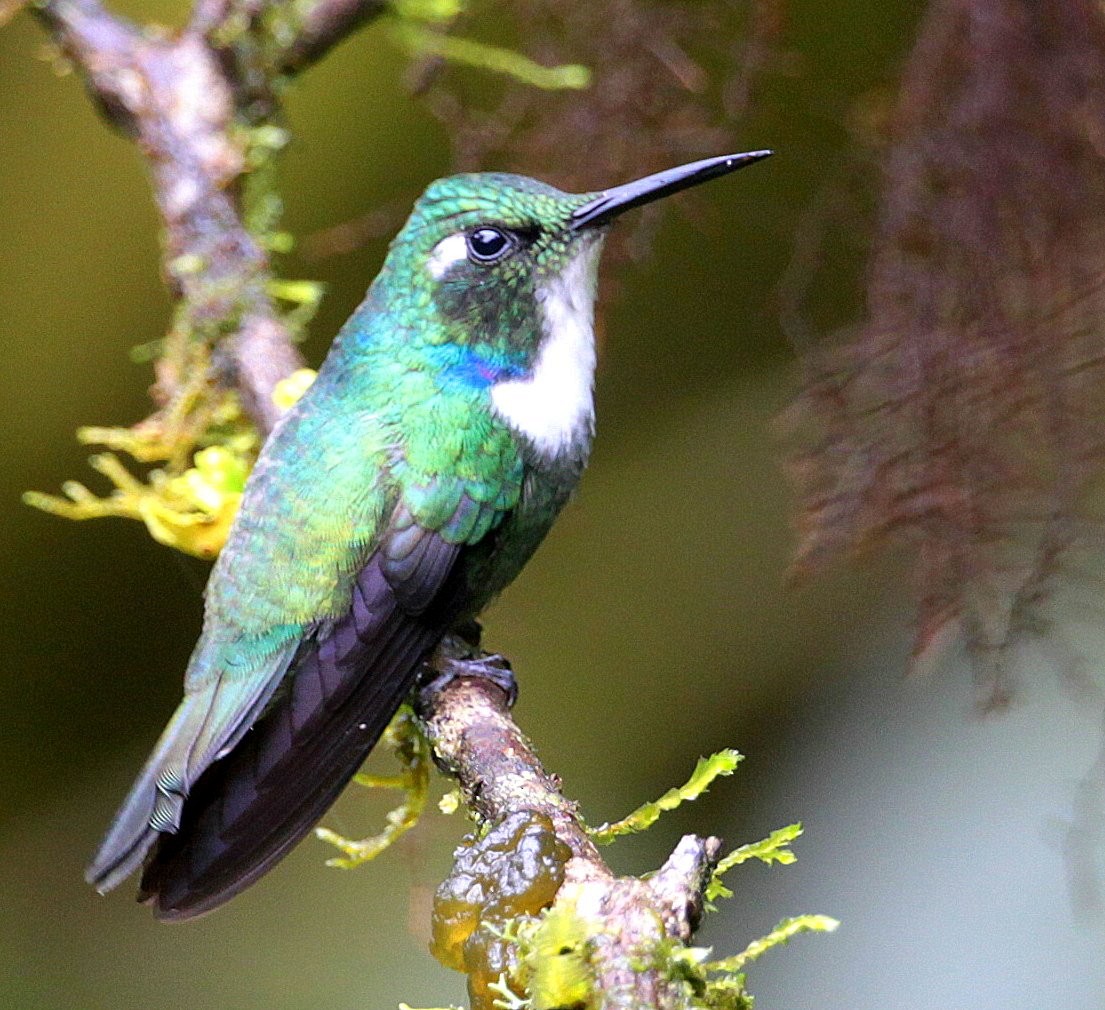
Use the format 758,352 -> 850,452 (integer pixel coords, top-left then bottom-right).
86,150 -> 772,920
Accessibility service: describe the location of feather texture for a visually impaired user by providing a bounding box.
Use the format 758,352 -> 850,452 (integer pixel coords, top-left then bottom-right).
85,642 -> 298,894
137,532 -> 462,920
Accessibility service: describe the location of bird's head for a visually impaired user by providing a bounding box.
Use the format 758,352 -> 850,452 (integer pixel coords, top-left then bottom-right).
386,151 -> 773,351
368,151 -> 773,455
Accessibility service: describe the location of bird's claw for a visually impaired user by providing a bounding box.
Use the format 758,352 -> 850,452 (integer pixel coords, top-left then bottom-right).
417,645 -> 518,710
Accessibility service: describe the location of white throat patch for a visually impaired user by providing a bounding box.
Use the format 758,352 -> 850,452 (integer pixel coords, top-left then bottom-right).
491,241 -> 601,457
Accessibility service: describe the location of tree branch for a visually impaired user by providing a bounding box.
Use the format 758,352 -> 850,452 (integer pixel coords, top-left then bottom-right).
272,0 -> 389,74
420,638 -> 725,1009
30,0 -> 390,436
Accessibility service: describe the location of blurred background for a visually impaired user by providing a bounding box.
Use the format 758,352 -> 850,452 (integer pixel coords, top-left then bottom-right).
2,1 -> 1104,1007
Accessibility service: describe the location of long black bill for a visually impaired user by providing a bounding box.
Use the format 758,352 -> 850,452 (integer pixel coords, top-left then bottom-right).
570,149 -> 773,231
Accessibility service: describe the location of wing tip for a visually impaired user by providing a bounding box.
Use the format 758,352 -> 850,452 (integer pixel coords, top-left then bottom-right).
144,891 -> 228,923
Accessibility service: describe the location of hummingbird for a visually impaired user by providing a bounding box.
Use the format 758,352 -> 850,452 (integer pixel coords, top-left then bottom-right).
86,150 -> 772,920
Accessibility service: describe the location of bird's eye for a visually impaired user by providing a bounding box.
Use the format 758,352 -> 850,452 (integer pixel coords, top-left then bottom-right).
466,226 -> 513,264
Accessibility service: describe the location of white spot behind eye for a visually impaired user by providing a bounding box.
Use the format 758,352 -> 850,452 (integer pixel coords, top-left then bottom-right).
426,233 -> 470,279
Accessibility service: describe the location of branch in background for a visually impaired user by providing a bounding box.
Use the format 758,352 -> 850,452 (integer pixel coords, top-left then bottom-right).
23,0 -> 393,546
30,0 -> 412,436
266,0 -> 388,74
32,0 -> 328,435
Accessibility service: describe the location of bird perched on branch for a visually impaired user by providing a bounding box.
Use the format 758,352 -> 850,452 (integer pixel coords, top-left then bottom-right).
87,151 -> 772,920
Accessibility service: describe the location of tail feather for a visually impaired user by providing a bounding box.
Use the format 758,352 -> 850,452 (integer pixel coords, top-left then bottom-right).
138,558 -> 448,920
85,693 -> 213,893
86,648 -> 296,895
92,528 -> 469,919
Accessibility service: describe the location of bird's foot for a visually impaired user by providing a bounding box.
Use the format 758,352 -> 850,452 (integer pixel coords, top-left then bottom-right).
418,637 -> 518,710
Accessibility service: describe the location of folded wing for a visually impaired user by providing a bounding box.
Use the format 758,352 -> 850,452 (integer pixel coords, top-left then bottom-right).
136,526 -> 468,920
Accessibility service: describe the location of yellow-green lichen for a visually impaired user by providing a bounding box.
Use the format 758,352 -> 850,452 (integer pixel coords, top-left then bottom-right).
24,368 -> 318,558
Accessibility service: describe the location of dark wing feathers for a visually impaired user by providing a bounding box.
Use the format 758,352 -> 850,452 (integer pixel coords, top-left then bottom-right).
138,526 -> 464,920
379,504 -> 461,613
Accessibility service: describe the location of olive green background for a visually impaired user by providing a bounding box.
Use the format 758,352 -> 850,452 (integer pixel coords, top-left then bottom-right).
1,4 -> 1102,1008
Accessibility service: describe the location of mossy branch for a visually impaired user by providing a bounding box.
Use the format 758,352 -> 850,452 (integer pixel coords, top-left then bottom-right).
29,0 -> 323,437
408,636 -> 833,1010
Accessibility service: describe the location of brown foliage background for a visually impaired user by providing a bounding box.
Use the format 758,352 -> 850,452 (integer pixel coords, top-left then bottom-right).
787,0 -> 1105,705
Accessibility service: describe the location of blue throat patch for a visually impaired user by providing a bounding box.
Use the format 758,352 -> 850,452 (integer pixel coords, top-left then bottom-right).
431,344 -> 527,389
